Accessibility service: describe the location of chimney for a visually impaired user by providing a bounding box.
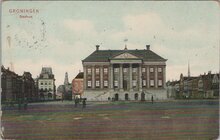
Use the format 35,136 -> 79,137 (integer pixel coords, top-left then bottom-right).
146,45 -> 150,50
96,45 -> 100,51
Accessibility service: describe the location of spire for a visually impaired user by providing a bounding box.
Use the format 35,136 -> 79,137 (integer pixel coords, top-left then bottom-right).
124,45 -> 127,50
64,72 -> 69,85
124,38 -> 128,50
188,61 -> 190,77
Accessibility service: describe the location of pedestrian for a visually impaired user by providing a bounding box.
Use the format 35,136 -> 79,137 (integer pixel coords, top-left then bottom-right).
75,98 -> 78,107
82,99 -> 86,109
18,98 -> 22,110
62,93 -> 64,102
24,97 -> 28,110
151,95 -> 154,104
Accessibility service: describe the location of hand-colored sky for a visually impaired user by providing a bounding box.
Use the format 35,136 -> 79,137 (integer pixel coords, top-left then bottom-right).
2,1 -> 219,87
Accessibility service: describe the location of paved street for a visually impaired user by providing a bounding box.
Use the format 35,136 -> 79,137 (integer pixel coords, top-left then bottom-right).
1,100 -> 219,140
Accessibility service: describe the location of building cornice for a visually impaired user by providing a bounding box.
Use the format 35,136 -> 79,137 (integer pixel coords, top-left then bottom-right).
83,62 -> 110,66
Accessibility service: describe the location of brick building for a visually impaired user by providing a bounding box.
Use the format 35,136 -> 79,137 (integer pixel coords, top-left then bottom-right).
82,45 -> 167,101
72,71 -> 84,98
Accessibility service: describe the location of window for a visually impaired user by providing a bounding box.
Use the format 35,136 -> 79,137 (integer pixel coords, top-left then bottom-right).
48,82 -> 51,85
123,68 -> 128,73
104,80 -> 108,87
104,68 -> 108,74
132,68 -> 137,72
87,81 -> 91,87
150,80 -> 154,87
41,82 -> 43,85
114,80 -> 118,87
87,68 -> 92,75
158,80 -> 162,86
45,82 -> 47,85
142,68 -> 146,72
96,81 -> 100,87
49,88 -> 52,91
143,80 -> 146,86
132,80 -> 137,87
158,68 -> 162,73
150,68 -> 154,72
114,68 -> 119,73
95,68 -> 100,74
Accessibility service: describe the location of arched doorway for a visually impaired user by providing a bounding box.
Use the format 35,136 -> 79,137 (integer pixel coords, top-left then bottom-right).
125,93 -> 129,100
115,93 -> 119,101
48,93 -> 52,99
141,92 -> 145,101
135,93 -> 138,100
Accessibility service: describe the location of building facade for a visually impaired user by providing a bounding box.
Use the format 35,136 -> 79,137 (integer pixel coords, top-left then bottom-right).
37,67 -> 56,100
72,71 -> 84,98
1,66 -> 37,102
82,45 -> 167,101
167,71 -> 219,99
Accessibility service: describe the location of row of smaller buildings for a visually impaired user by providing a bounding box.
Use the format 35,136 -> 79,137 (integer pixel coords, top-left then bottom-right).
1,66 -> 38,102
167,72 -> 219,99
1,66 -> 56,103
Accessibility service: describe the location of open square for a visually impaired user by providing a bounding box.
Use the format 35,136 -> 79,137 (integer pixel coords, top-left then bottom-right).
2,100 -> 219,140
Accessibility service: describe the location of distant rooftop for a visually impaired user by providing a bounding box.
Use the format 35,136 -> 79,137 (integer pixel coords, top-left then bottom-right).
41,67 -> 53,75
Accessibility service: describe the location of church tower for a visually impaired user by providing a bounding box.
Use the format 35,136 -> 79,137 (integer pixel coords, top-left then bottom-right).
64,72 -> 69,85
188,61 -> 190,77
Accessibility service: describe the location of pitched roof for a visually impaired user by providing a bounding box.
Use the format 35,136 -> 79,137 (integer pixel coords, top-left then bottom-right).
41,67 -> 53,75
82,49 -> 167,62
75,72 -> 83,79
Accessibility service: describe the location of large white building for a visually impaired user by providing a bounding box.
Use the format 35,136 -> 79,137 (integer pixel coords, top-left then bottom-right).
82,45 -> 167,101
37,67 -> 56,100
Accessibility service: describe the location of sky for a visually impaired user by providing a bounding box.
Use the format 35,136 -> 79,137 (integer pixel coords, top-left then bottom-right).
1,1 -> 219,87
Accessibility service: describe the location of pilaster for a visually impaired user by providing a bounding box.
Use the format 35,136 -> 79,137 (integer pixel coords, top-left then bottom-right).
155,67 -> 158,88
92,66 -> 95,89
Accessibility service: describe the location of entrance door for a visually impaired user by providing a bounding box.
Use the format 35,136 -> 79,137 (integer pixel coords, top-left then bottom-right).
135,93 -> 138,100
141,92 -> 145,101
115,94 -> 119,101
125,93 -> 129,100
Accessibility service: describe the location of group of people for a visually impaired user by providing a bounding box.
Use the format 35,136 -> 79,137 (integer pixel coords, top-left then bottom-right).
74,98 -> 86,109
73,95 -> 154,108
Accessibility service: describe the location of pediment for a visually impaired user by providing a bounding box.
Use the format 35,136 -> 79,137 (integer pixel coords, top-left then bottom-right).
113,52 -> 139,59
